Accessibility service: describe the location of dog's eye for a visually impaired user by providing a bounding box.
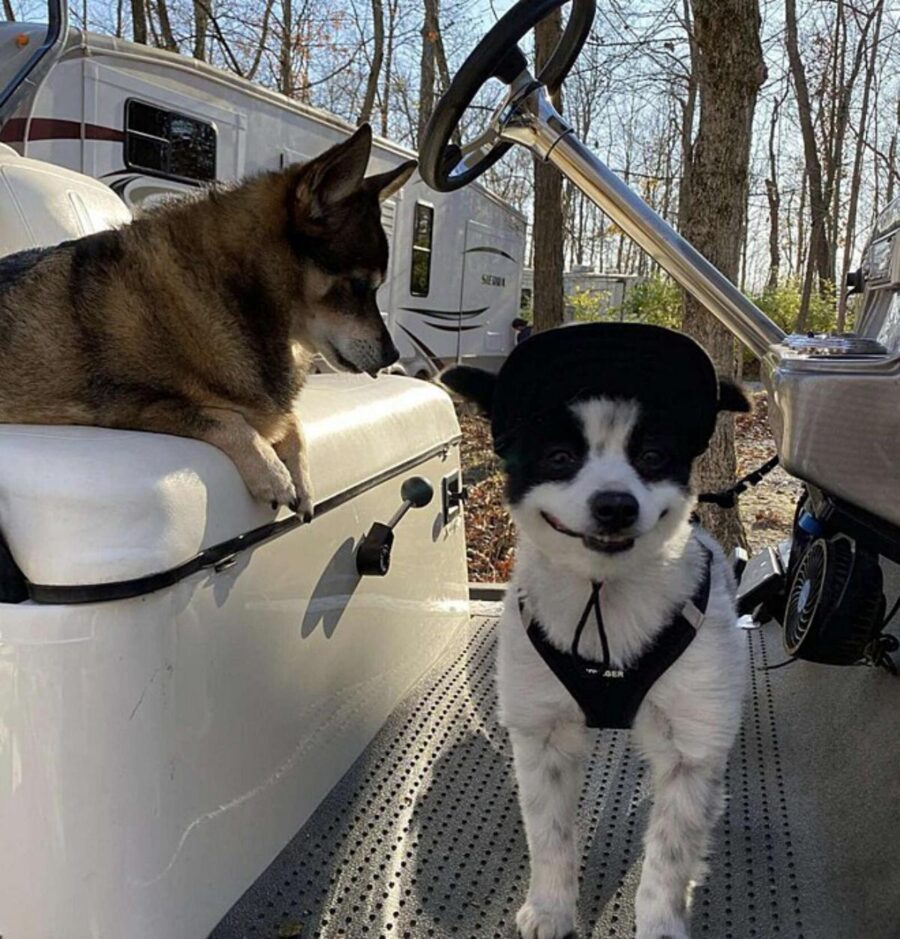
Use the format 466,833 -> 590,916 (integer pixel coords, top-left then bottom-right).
544,447 -> 577,472
349,278 -> 371,299
638,449 -> 668,471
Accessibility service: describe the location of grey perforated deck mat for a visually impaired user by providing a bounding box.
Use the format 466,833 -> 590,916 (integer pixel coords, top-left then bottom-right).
212,610 -> 900,939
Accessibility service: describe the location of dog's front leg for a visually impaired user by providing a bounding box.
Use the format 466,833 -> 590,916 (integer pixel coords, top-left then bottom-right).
200,406 -> 298,508
633,731 -> 727,939
510,722 -> 587,939
127,401 -> 297,508
273,414 -> 314,522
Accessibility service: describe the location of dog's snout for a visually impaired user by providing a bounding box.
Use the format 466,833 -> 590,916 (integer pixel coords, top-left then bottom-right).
590,491 -> 639,532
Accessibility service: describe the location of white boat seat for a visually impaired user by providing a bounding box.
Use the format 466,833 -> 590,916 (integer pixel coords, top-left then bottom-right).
0,374 -> 459,590
0,144 -> 132,256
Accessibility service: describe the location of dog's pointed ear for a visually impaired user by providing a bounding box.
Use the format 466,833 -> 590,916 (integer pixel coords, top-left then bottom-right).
718,377 -> 751,413
439,365 -> 497,416
364,160 -> 417,203
296,124 -> 372,217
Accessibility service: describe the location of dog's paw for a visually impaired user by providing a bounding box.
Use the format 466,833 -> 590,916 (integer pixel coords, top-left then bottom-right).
516,900 -> 575,939
288,486 -> 314,524
244,457 -> 297,510
289,469 -> 314,523
279,453 -> 314,522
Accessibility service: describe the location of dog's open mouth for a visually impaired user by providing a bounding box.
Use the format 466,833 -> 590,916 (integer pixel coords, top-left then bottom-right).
540,511 -> 635,555
331,348 -> 363,374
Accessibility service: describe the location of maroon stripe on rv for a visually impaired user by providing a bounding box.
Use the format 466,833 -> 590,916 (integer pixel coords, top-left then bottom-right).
0,118 -> 125,144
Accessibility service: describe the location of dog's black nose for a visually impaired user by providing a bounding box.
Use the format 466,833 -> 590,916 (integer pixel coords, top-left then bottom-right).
590,491 -> 639,532
383,342 -> 400,367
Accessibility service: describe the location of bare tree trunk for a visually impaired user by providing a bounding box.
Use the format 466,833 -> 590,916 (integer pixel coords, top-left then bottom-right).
247,0 -> 274,81
532,7 -> 565,332
279,0 -> 293,97
2,0 -> 14,20
887,97 -> 899,203
358,0 -> 384,125
824,0 -> 875,296
152,0 -> 178,51
295,14 -> 312,103
677,0 -> 698,231
193,0 -> 209,60
380,0 -> 399,137
765,88 -> 786,289
837,0 -> 885,330
417,0 -> 439,147
822,0 -> 848,285
131,0 -> 148,43
146,0 -> 161,46
682,0 -> 765,551
785,0 -> 831,328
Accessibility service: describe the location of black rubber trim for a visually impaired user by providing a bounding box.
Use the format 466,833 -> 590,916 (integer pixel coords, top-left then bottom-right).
22,436 -> 461,606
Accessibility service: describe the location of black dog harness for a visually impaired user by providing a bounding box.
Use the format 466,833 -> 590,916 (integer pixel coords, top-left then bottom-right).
519,545 -> 713,729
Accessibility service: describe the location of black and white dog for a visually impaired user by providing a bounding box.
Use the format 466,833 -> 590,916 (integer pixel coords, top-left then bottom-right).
442,323 -> 750,939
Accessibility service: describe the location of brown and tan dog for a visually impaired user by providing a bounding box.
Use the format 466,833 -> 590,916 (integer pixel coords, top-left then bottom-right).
0,124 -> 415,519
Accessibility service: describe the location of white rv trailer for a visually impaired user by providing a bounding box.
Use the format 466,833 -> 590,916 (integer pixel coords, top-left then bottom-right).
0,22 -> 527,376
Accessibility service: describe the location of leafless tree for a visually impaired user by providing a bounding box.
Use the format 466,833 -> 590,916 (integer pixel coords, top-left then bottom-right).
786,0 -> 831,328
193,0 -> 209,60
837,0 -> 886,329
682,0 -> 766,550
416,0 -> 439,147
130,0 -> 147,44
532,7 -> 566,332
358,0 -> 383,124
765,84 -> 788,289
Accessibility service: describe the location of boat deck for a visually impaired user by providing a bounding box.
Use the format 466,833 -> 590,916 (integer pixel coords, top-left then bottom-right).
213,606 -> 900,939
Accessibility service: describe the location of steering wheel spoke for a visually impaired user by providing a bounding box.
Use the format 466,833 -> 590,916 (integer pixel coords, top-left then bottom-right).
451,127 -> 502,178
492,44 -> 529,84
419,0 -> 595,192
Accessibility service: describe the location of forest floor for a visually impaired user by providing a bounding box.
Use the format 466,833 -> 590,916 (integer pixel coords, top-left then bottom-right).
459,391 -> 802,582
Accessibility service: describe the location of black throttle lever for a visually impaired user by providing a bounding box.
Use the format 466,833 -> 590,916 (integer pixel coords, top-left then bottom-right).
356,476 -> 435,577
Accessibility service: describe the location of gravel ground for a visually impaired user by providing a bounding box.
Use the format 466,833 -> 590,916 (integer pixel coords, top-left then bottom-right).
460,391 -> 801,582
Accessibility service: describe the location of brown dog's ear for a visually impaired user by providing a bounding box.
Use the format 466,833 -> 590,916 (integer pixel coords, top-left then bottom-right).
295,124 -> 372,218
439,365 -> 497,416
364,160 -> 417,203
718,377 -> 752,413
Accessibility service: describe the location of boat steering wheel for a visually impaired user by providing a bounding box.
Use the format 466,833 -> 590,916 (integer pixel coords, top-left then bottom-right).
418,0 -> 595,192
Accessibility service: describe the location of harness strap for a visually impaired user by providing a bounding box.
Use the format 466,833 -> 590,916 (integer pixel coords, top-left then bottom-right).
521,543 -> 713,730
571,580 -> 607,669
698,455 -> 779,508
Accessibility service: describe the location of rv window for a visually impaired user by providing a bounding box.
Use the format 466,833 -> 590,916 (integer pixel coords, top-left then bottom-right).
125,100 -> 216,184
410,203 -> 434,297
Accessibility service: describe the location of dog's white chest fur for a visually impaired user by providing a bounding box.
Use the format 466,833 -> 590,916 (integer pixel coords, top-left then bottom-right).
498,527 -> 745,734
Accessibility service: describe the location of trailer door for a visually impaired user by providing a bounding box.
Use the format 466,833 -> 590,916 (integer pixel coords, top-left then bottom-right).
458,219 -> 522,364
